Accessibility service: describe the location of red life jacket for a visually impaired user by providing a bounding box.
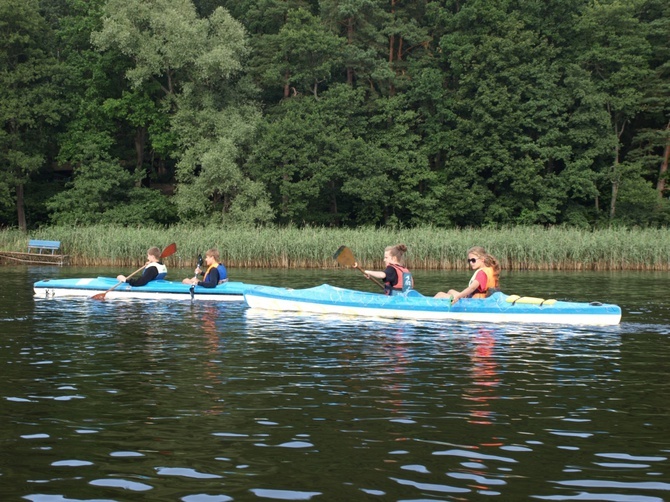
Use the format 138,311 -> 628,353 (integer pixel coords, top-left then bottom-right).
385,264 -> 414,295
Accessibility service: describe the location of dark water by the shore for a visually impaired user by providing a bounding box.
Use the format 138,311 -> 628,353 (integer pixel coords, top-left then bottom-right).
1,266 -> 668,501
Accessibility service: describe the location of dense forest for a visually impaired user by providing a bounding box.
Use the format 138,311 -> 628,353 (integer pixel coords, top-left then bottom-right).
1,0 -> 669,231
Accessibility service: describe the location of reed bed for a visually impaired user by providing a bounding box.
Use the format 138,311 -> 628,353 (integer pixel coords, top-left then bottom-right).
0,225 -> 669,270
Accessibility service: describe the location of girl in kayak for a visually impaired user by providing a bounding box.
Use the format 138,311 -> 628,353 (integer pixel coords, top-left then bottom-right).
358,243 -> 413,295
435,246 -> 500,303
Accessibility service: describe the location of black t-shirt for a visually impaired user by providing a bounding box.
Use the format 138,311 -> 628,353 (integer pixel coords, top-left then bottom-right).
127,265 -> 160,287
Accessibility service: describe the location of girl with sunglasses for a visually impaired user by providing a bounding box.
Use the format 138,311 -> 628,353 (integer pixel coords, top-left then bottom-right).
435,246 -> 500,303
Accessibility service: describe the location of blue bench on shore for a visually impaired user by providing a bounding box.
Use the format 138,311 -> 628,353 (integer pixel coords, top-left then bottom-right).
0,239 -> 68,265
28,239 -> 62,255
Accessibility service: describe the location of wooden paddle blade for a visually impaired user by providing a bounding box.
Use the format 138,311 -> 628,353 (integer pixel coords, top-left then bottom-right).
332,245 -> 346,260
161,242 -> 177,258
90,279 -> 125,300
333,246 -> 355,267
333,246 -> 385,290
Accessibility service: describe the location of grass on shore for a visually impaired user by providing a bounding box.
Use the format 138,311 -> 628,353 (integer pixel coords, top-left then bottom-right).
0,224 -> 668,270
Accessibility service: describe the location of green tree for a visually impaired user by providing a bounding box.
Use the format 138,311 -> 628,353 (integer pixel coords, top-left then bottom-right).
319,0 -> 389,87
46,142 -> 177,225
215,0 -> 313,35
345,93 -> 436,226
629,0 -> 670,213
431,2 -> 553,224
101,88 -> 175,183
575,0 -> 655,220
16,0 -> 667,229
172,85 -> 271,224
249,86 -> 372,224
249,85 -> 433,226
415,0 -> 614,226
248,8 -> 346,98
0,0 -> 63,230
92,0 -> 269,223
39,0 -> 176,225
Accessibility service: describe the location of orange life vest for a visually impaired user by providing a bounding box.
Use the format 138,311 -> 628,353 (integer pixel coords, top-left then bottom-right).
469,267 -> 498,298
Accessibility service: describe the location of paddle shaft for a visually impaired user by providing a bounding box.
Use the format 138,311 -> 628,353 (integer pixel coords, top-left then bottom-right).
91,243 -> 177,300
192,254 -> 203,281
102,264 -> 146,294
355,264 -> 385,289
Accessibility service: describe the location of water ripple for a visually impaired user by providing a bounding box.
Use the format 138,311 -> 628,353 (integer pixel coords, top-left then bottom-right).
89,478 -> 153,491
249,488 -> 322,500
2,269 -> 669,501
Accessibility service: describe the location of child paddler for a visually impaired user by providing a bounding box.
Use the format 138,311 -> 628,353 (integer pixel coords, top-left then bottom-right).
116,247 -> 168,287
182,248 -> 228,288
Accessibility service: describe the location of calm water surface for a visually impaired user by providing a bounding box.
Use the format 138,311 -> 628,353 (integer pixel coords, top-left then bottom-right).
1,266 -> 669,501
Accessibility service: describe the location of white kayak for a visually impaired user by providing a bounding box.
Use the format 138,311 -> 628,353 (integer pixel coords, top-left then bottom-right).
243,284 -> 622,326
33,276 -> 252,301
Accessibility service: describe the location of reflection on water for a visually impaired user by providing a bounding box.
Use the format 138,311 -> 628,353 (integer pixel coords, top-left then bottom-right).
464,329 -> 500,427
0,267 -> 669,501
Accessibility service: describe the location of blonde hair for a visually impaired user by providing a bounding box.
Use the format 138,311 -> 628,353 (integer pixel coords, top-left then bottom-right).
147,247 -> 161,260
385,243 -> 408,265
205,248 -> 220,262
468,246 -> 501,283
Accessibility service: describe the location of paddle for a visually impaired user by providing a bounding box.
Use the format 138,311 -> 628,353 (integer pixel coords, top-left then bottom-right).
333,245 -> 385,290
193,254 -> 203,281
189,254 -> 203,300
91,243 -> 177,300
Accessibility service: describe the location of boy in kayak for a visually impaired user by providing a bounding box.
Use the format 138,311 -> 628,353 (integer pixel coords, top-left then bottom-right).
116,247 -> 168,287
182,248 -> 228,288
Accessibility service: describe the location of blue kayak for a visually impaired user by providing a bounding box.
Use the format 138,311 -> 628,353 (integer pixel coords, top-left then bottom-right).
34,276 -> 251,301
243,284 -> 622,325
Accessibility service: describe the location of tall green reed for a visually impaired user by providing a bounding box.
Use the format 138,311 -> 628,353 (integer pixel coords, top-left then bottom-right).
1,225 -> 669,270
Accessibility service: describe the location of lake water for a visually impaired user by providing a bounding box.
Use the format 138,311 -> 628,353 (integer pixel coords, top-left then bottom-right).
1,266 -> 669,501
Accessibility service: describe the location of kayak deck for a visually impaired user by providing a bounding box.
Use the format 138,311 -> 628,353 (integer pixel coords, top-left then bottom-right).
33,277 -> 249,301
243,284 -> 622,326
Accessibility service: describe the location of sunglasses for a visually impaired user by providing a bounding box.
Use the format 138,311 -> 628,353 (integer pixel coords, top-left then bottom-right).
468,258 -> 477,264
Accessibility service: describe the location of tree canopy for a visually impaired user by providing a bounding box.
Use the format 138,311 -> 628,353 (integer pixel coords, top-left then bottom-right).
1,0 -> 668,229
